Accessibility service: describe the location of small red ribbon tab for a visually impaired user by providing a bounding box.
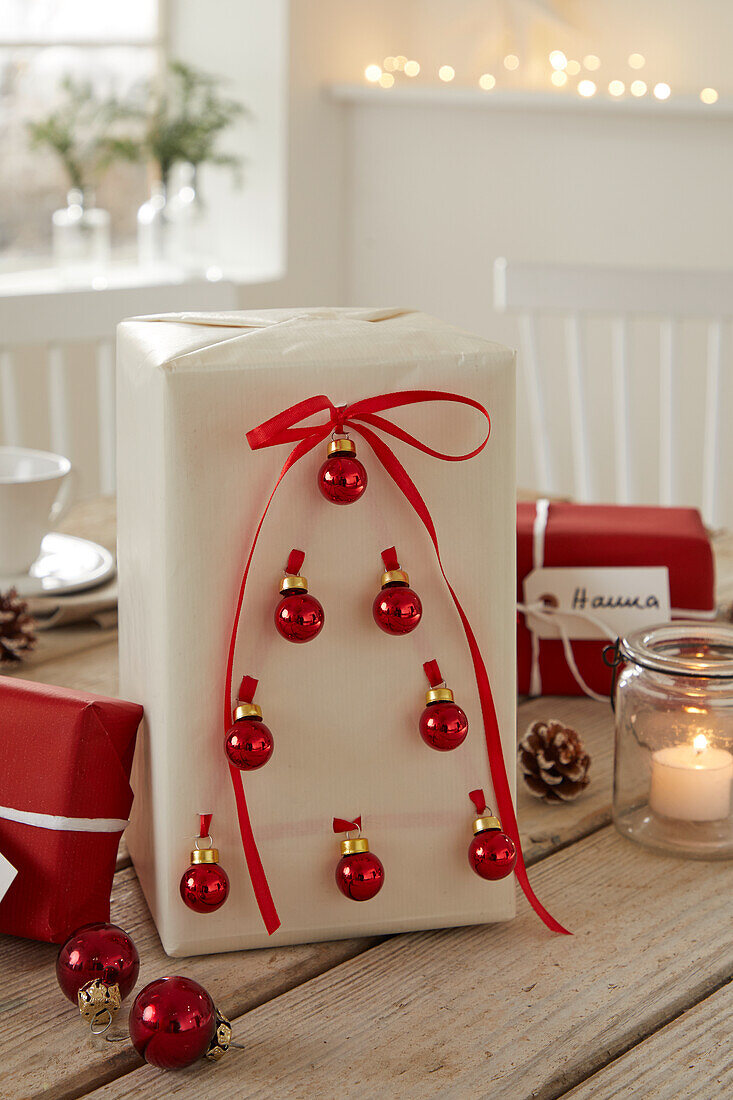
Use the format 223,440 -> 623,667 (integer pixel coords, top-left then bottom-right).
238,675 -> 258,703
199,812 -> 213,838
424,659 -> 443,688
333,816 -> 362,834
381,546 -> 400,572
286,548 -> 306,576
469,789 -> 487,815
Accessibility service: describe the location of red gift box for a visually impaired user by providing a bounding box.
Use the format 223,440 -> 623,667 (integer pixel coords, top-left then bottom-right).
517,501 -> 715,698
0,678 -> 142,943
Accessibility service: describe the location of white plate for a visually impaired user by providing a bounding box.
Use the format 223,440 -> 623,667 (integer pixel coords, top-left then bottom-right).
0,533 -> 115,597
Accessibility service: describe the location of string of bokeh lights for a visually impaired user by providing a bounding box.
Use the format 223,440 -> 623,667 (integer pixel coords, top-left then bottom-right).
364,51 -> 720,105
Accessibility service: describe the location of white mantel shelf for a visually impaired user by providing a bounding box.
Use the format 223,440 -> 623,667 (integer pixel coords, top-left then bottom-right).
330,83 -> 733,119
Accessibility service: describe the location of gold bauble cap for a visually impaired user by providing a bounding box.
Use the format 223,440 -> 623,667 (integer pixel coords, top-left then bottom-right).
234,702 -> 262,721
426,687 -> 454,705
280,574 -> 308,594
191,847 -> 220,865
328,438 -> 356,456
205,1008 -> 233,1062
78,980 -> 122,1028
380,569 -> 409,588
472,814 -> 501,835
340,836 -> 370,856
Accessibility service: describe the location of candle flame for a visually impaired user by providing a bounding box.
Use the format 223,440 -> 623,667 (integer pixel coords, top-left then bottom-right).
693,733 -> 708,753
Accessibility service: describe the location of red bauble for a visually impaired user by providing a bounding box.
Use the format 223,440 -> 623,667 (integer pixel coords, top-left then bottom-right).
469,828 -> 517,881
318,452 -> 368,505
129,976 -> 216,1069
56,922 -> 140,1005
373,583 -> 422,635
275,590 -> 325,643
335,851 -> 385,901
179,862 -> 230,913
419,699 -> 469,751
225,716 -> 274,770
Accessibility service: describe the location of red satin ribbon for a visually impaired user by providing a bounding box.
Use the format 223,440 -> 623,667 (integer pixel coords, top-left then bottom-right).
381,546 -> 401,572
333,816 -> 362,834
285,548 -> 305,576
238,676 -> 258,703
424,660 -> 444,688
469,789 -> 487,816
226,388 -> 569,936
199,812 -> 213,838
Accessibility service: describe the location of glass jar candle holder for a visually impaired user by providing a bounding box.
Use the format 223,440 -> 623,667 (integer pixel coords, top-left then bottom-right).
613,622 -> 733,859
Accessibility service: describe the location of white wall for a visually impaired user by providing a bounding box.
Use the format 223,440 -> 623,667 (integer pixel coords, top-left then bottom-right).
341,98 -> 733,514
263,0 -> 733,522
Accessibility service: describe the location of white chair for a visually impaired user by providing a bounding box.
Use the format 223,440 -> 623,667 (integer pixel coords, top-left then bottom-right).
0,276 -> 238,495
494,259 -> 733,527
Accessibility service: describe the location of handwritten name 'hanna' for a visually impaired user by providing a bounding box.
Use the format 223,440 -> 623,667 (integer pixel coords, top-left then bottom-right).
572,587 -> 660,611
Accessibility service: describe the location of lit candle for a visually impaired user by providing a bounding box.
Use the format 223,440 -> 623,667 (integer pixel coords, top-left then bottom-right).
650,734 -> 733,822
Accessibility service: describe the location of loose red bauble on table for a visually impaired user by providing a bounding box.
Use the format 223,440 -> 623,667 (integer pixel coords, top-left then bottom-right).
419,691 -> 468,752
318,437 -> 368,505
56,922 -> 140,1005
129,976 -> 226,1069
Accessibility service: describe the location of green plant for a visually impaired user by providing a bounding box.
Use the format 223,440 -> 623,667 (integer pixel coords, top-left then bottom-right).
134,61 -> 247,187
27,77 -> 137,192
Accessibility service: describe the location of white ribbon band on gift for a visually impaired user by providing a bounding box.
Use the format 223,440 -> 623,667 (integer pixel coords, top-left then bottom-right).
0,805 -> 128,832
519,498 -> 718,703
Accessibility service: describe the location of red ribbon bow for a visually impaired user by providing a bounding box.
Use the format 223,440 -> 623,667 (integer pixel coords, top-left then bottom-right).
333,816 -> 362,834
225,389 -> 569,937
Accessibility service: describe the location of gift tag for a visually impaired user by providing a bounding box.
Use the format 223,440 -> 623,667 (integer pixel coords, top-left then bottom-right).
523,567 -> 671,640
0,850 -> 18,904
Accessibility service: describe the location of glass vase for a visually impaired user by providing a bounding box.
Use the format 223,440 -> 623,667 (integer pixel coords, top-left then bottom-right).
137,181 -> 171,268
613,622 -> 733,859
52,189 -> 111,274
166,165 -> 212,272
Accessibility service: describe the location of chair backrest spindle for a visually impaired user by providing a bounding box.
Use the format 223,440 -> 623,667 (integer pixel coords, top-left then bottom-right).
494,259 -> 733,525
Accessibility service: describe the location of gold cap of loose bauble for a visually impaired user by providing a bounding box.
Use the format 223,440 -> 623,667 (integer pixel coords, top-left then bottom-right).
205,1007 -> 233,1062
191,847 -> 220,865
472,814 -> 501,835
380,569 -> 409,588
78,980 -> 122,1028
234,702 -> 262,721
340,836 -> 370,856
426,687 -> 454,705
280,574 -> 308,594
327,438 -> 356,456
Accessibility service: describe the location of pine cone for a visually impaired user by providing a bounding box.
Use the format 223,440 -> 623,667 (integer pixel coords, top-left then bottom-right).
518,719 -> 590,803
0,587 -> 37,665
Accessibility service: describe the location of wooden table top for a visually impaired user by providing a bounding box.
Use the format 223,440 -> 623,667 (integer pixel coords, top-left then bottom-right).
3,509 -> 732,1100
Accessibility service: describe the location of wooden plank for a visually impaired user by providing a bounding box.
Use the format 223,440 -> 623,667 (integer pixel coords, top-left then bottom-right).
565,980 -> 733,1099
0,695 -> 613,1100
81,826 -> 733,1099
7,639 -> 119,696
0,866 -> 381,1100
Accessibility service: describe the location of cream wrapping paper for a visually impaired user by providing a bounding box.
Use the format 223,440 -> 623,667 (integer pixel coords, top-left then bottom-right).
117,307 -> 516,956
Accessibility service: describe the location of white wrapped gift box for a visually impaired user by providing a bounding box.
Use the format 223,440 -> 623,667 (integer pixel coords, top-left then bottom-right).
117,307 -> 517,956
